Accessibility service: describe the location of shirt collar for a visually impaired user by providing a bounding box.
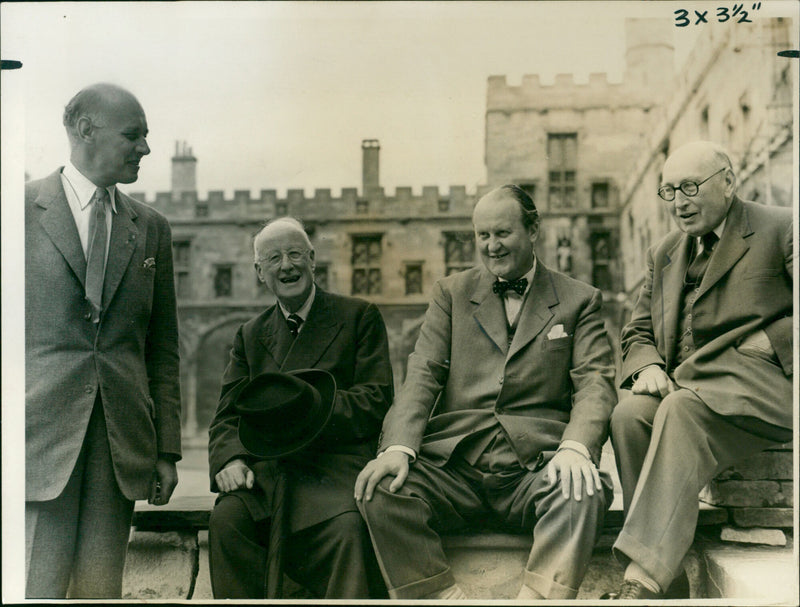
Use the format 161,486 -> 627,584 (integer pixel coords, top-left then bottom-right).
62,161 -> 118,213
496,257 -> 537,297
699,219 -> 726,250
278,283 -> 316,321
711,218 -> 725,240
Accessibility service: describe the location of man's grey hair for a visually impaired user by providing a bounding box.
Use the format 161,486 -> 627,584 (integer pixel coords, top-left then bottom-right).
253,217 -> 313,261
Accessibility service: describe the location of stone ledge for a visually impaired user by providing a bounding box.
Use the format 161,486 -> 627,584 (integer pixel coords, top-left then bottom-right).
127,498 -> 728,600
730,507 -> 793,528
703,480 -> 793,508
122,530 -> 198,600
700,537 -> 797,602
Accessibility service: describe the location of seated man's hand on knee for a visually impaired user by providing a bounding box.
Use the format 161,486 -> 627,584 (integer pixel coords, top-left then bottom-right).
215,458 -> 255,493
546,448 -> 602,502
354,451 -> 409,502
632,365 -> 675,398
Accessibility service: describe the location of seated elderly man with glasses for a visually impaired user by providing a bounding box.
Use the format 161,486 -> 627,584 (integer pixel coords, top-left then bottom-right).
605,141 -> 793,600
207,217 -> 393,600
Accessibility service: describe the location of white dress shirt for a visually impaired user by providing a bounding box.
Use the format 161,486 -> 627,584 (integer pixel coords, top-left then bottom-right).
60,161 -> 117,264
278,284 -> 316,332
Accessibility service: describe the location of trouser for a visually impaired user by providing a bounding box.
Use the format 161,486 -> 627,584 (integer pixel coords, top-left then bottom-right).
611,389 -> 780,590
357,453 -> 612,599
208,493 -> 387,599
26,397 -> 135,598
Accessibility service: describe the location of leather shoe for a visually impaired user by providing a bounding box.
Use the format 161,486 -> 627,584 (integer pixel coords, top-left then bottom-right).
603,580 -> 663,600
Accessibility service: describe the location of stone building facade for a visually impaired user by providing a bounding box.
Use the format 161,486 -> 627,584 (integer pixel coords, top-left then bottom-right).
618,16 -> 796,297
134,141 -> 481,441
132,16 -> 795,443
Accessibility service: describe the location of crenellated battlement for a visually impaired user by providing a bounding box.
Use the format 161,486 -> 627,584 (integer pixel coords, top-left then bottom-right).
487,72 -> 639,112
130,183 -> 481,223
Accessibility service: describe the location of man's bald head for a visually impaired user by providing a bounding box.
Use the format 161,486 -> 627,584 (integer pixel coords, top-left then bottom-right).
63,83 -> 144,139
660,141 -> 737,237
63,83 -> 150,187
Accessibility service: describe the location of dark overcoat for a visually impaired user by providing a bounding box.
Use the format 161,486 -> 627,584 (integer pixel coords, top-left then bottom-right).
208,288 -> 393,532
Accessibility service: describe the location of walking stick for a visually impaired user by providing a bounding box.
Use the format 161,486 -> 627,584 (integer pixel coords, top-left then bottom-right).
265,468 -> 287,598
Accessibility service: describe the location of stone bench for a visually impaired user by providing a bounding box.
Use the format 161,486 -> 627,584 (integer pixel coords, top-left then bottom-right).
125,496 -> 733,600
123,443 -> 794,600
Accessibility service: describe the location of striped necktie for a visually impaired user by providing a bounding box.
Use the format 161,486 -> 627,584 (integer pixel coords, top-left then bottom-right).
85,187 -> 109,323
286,313 -> 303,338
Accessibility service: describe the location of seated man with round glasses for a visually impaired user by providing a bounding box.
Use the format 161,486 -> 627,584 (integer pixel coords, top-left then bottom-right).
605,141 -> 793,600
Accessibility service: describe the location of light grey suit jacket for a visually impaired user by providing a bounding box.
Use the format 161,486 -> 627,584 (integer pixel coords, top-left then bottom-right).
380,262 -> 616,468
25,169 -> 182,502
620,196 -> 793,430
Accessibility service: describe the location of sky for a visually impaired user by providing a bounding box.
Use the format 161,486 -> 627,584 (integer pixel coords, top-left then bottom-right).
1,0 -> 714,199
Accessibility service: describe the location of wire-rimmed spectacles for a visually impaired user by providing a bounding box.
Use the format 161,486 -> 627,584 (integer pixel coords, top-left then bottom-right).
257,248 -> 309,268
657,167 -> 726,201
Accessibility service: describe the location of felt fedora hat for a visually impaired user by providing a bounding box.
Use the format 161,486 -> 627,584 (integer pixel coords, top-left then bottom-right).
236,368 -> 336,458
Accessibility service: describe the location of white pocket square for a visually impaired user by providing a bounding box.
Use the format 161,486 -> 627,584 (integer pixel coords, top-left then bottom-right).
547,324 -> 568,340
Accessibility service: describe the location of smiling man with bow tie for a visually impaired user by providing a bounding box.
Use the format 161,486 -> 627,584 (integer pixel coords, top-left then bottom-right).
355,184 -> 617,600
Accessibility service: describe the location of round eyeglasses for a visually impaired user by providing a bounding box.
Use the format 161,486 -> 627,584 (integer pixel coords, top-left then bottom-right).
657,167 -> 726,201
258,249 -> 309,268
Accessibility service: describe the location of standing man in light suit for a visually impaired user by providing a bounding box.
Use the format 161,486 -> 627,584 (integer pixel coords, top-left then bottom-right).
25,83 -> 182,598
607,141 -> 793,600
355,184 -> 617,600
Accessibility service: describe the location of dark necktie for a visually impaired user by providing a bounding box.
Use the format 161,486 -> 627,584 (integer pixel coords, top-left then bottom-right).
286,313 -> 303,338
492,277 -> 527,297
85,187 -> 109,323
686,232 -> 718,285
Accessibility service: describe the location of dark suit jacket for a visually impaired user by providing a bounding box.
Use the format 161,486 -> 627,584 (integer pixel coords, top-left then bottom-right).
620,197 -> 793,429
25,169 -> 182,502
207,288 -> 393,532
380,262 -> 616,468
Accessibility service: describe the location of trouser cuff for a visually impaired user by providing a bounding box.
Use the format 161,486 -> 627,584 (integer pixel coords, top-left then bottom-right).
523,569 -> 579,599
387,568 -> 455,600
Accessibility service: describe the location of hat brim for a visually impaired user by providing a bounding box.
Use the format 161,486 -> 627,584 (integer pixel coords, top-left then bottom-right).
237,368 -> 336,459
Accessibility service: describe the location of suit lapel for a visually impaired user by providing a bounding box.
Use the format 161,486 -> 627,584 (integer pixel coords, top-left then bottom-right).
282,290 -> 343,370
102,191 -> 139,309
507,263 -> 557,361
35,170 -> 87,287
697,197 -> 751,298
259,306 -> 295,367
660,235 -> 692,364
471,269 -> 509,356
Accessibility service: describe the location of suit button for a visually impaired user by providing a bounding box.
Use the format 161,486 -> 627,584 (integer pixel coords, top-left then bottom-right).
84,384 -> 94,394
683,346 -> 690,351
84,312 -> 92,321
687,313 -> 692,320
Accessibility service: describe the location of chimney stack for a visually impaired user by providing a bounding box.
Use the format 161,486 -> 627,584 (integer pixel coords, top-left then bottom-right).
171,140 -> 197,198
362,139 -> 380,196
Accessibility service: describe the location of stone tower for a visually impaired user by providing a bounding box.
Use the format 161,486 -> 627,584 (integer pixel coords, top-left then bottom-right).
624,18 -> 675,93
171,141 -> 197,199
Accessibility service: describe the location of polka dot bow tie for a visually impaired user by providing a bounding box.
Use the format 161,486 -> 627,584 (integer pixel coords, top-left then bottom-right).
492,277 -> 527,297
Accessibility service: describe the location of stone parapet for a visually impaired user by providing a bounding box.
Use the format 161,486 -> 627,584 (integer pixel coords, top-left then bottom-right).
703,446 -> 794,532
132,184 -> 478,222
